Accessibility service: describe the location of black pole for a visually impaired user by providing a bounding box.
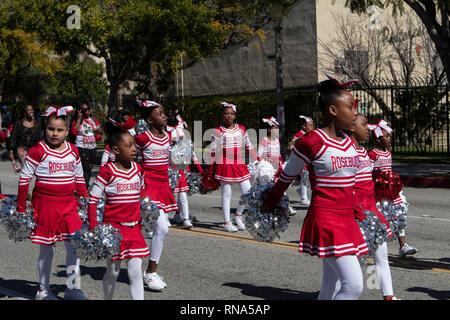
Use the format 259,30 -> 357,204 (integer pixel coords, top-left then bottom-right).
274,22 -> 286,159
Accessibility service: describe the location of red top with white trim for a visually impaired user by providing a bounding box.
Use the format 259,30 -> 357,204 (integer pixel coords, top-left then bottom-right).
17,141 -> 88,211
135,130 -> 171,179
354,146 -> 377,208
266,129 -> 361,211
368,149 -> 392,172
210,124 -> 257,164
88,162 -> 144,228
257,137 -> 284,168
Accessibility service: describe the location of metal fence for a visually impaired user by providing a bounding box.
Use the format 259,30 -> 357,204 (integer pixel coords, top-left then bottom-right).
122,80 -> 450,156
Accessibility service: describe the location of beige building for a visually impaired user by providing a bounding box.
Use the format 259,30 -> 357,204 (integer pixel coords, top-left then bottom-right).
175,0 -> 441,98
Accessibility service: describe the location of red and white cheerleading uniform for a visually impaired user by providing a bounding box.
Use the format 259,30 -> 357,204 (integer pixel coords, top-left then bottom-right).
17,141 -> 88,245
135,130 -> 178,213
88,162 -> 149,261
369,148 -> 404,205
266,129 -> 369,258
257,136 -> 284,181
355,146 -> 392,238
100,144 -> 116,167
210,124 -> 257,183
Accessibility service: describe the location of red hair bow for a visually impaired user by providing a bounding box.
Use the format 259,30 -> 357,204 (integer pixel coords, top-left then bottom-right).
136,99 -> 161,108
325,73 -> 359,88
109,115 -> 137,131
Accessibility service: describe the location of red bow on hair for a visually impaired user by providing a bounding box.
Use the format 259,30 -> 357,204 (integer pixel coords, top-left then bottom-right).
136,99 -> 161,108
42,106 -> 73,117
325,73 -> 359,88
221,101 -> 237,113
109,115 -> 137,131
354,99 -> 361,110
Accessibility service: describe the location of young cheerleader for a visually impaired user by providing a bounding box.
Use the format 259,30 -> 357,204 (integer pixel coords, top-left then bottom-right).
167,114 -> 204,229
88,118 -> 148,300
368,120 -> 417,258
257,117 -> 284,175
100,109 -> 137,167
209,102 -> 258,232
134,99 -> 177,291
348,111 -> 399,300
17,106 -> 88,300
261,75 -> 368,300
289,115 -> 315,205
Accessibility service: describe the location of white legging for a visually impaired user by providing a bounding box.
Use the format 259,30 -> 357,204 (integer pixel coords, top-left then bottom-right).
329,243 -> 394,298
318,255 -> 364,300
38,242 -> 81,291
177,192 -> 189,220
103,258 -> 144,300
149,210 -> 170,264
220,180 -> 251,223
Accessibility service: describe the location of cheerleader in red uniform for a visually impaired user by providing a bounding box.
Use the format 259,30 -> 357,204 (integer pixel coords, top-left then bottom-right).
257,116 -> 284,177
88,119 -> 148,300
368,120 -> 417,258
289,115 -> 315,205
261,75 -> 368,300
348,111 -> 399,300
167,115 -> 204,229
100,109 -> 136,167
17,106 -> 88,300
134,99 -> 177,291
209,102 -> 258,232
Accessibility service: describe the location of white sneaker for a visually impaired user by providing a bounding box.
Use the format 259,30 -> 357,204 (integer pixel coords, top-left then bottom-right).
299,199 -> 310,206
155,273 -> 167,288
399,243 -> 417,257
183,219 -> 193,229
222,222 -> 238,232
35,289 -> 58,300
143,272 -> 165,291
288,206 -> 297,216
234,215 -> 246,231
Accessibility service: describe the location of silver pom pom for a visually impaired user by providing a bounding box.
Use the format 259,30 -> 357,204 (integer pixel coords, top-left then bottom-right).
239,184 -> 290,242
71,222 -> 122,261
168,166 -> 181,190
140,197 -> 161,234
358,210 -> 389,263
169,139 -> 193,171
134,120 -> 150,136
0,198 -> 37,242
376,200 -> 408,240
185,170 -> 202,196
248,160 -> 277,186
78,197 -> 89,229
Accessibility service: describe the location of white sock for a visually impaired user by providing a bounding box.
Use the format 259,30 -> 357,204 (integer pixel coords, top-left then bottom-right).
127,258 -> 144,300
300,184 -> 308,200
319,255 -> 363,300
177,192 -> 189,220
149,210 -> 169,264
103,260 -> 121,300
220,182 -> 232,223
236,179 -> 252,216
64,241 -> 81,290
374,242 -> 394,297
38,244 -> 55,291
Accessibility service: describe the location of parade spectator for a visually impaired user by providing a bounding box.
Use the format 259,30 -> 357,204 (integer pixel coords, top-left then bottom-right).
70,103 -> 103,186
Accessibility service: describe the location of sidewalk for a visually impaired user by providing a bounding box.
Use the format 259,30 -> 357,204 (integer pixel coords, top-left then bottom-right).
393,162 -> 450,188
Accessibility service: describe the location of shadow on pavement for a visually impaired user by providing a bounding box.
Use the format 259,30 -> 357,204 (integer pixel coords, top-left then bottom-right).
0,277 -> 65,299
388,256 -> 450,272
55,264 -> 129,284
222,282 -> 319,300
406,286 -> 450,300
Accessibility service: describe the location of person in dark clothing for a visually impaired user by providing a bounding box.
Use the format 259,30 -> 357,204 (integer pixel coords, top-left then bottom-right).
9,104 -> 43,170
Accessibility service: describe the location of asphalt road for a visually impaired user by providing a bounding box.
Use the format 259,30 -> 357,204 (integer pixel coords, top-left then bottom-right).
0,161 -> 448,301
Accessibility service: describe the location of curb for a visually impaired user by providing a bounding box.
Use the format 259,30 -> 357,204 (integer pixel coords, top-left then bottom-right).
400,175 -> 450,189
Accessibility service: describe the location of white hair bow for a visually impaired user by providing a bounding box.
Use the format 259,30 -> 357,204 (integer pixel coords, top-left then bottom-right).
136,99 -> 161,108
262,116 -> 279,127
299,115 -> 312,123
42,106 -> 73,117
221,101 -> 237,113
368,120 -> 393,138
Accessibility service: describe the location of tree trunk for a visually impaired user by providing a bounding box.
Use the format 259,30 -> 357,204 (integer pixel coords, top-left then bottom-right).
107,81 -> 120,117
274,22 -> 286,159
